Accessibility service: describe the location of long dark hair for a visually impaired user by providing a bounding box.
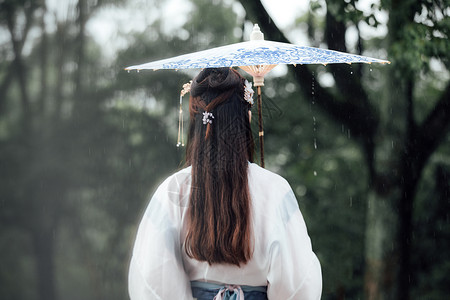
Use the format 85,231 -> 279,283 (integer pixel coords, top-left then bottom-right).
184,68 -> 255,266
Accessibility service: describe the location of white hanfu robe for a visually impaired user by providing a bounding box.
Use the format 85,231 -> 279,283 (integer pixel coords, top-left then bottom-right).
129,162 -> 322,300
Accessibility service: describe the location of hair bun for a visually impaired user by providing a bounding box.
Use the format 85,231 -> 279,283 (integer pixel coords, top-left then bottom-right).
191,68 -> 241,97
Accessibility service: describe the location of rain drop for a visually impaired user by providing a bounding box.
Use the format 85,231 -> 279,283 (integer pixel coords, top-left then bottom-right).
313,171 -> 317,176
350,71 -> 353,74
314,138 -> 317,149
127,70 -> 130,73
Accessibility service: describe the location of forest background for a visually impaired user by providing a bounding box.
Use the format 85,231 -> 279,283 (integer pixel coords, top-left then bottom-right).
0,0 -> 449,299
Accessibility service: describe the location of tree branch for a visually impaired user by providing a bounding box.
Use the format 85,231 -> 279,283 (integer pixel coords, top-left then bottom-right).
398,81 -> 450,198
416,82 -> 450,167
38,3 -> 49,117
6,6 -> 32,125
53,22 -> 67,120
0,62 -> 15,115
325,9 -> 369,108
74,0 -> 87,98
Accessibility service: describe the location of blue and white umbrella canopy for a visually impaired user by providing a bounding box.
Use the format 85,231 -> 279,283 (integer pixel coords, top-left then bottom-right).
125,39 -> 389,71
126,24 -> 389,87
125,24 -> 389,84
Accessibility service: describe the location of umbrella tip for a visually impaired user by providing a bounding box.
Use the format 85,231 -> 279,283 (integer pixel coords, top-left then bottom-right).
250,24 -> 264,41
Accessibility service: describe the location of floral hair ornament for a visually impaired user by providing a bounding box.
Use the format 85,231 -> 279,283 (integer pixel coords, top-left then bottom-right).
244,79 -> 254,106
177,80 -> 192,147
202,111 -> 214,140
202,111 -> 214,124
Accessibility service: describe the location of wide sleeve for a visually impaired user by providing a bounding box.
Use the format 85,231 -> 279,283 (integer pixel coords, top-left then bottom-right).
266,188 -> 322,300
128,182 -> 193,300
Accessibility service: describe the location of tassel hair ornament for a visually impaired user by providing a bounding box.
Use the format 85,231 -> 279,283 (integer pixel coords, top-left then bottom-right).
177,80 -> 192,147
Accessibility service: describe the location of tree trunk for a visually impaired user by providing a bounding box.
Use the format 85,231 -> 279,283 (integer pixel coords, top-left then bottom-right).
31,227 -> 56,300
364,190 -> 399,300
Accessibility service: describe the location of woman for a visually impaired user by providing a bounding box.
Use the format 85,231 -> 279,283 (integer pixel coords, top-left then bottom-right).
128,68 -> 322,300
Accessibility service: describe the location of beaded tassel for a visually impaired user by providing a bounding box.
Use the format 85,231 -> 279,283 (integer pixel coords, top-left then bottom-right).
176,94 -> 184,147
177,81 -> 191,147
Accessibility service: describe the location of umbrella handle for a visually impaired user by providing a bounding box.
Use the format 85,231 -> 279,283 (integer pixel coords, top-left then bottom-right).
256,86 -> 265,168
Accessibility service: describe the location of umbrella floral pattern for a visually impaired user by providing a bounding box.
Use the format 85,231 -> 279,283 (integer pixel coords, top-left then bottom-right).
126,40 -> 389,71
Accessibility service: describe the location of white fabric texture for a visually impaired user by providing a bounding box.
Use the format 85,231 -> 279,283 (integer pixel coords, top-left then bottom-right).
128,162 -> 322,300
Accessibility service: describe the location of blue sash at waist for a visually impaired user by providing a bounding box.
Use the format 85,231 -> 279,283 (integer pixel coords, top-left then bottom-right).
191,281 -> 267,300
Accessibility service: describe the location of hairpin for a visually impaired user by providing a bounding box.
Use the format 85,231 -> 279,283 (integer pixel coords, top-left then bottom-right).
244,80 -> 254,106
177,81 -> 192,147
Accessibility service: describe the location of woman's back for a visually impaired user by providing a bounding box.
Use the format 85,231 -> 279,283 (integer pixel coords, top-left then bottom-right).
129,162 -> 322,299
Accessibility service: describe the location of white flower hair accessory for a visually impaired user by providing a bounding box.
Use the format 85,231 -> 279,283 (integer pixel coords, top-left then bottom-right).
202,111 -> 214,125
243,80 -> 254,106
180,81 -> 192,97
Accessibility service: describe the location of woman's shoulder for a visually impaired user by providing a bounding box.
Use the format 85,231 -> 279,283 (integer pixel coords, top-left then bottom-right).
248,163 -> 300,226
248,162 -> 291,193
153,166 -> 192,208
158,166 -> 192,188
